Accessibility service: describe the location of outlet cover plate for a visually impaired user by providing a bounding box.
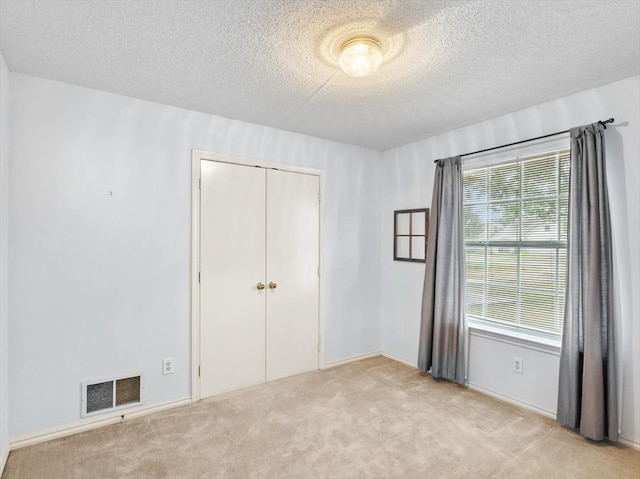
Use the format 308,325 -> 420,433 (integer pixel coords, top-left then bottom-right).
513,356 -> 523,374
163,358 -> 175,375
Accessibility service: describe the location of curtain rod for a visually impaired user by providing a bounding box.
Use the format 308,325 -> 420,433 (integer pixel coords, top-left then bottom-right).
433,118 -> 615,163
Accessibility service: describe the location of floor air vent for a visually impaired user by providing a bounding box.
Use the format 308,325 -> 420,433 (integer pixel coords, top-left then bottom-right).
82,374 -> 144,417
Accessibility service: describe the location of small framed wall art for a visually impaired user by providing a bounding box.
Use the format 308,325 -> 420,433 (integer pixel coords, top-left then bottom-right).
394,208 -> 429,262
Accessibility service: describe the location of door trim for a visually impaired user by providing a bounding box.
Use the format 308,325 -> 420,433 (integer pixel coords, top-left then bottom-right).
190,149 -> 325,402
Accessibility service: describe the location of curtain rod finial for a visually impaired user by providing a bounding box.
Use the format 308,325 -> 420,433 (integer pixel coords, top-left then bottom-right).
599,118 -> 615,129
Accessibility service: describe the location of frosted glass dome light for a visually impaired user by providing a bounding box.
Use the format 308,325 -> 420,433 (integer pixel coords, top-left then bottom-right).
339,37 -> 382,77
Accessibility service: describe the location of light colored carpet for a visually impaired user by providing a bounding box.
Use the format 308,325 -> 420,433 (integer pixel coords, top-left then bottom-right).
3,356 -> 639,478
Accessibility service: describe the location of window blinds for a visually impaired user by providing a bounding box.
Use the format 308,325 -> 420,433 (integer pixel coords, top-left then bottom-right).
463,150 -> 569,339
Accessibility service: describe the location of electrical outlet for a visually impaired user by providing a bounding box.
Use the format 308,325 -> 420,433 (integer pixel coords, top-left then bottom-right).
513,356 -> 523,374
162,358 -> 175,375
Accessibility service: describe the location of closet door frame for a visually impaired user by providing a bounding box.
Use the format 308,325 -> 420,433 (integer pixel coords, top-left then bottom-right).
190,149 -> 325,402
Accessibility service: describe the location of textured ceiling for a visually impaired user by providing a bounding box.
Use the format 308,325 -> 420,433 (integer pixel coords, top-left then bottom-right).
1,0 -> 639,151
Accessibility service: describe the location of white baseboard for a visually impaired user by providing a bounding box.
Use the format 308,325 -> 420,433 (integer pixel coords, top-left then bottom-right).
618,435 -> 640,450
9,397 -> 191,450
381,352 -> 418,369
118,397 -> 191,421
323,351 -> 381,369
467,383 -> 556,419
324,351 -> 419,370
0,440 -> 9,478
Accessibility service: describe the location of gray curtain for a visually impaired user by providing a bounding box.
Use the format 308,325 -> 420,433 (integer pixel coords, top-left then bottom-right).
557,123 -> 617,441
418,156 -> 467,384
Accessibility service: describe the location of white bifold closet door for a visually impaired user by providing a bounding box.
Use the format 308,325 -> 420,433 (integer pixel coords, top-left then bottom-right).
265,169 -> 319,382
199,160 -> 319,398
200,161 -> 266,398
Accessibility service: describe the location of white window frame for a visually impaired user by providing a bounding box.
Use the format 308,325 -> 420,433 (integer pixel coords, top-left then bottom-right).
462,137 -> 569,348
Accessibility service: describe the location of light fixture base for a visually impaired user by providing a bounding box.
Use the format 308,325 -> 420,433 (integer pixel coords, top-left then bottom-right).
340,37 -> 381,52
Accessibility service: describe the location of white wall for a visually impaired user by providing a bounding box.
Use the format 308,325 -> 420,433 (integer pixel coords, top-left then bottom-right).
0,52 -> 10,459
6,70 -> 638,447
8,73 -> 382,437
380,76 -> 640,444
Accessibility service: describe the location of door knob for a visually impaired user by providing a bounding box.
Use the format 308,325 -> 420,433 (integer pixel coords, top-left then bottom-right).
268,282 -> 278,289
257,282 -> 265,290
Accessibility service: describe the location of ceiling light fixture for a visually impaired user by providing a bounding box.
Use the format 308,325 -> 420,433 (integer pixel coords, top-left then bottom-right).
339,37 -> 382,77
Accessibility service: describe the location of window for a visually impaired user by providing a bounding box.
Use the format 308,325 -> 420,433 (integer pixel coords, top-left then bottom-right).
463,149 -> 569,340
394,208 -> 429,262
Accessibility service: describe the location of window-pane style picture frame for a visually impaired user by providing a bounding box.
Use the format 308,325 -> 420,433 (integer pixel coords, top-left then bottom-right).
394,208 -> 429,262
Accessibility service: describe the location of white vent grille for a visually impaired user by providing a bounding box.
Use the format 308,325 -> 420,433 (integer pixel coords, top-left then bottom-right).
82,373 -> 144,417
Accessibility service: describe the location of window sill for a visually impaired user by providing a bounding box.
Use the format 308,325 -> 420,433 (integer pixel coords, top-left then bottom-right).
468,321 -> 561,355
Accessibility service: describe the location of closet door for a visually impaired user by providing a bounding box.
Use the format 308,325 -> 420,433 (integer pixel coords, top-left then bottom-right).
266,170 -> 320,381
200,161 -> 266,398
